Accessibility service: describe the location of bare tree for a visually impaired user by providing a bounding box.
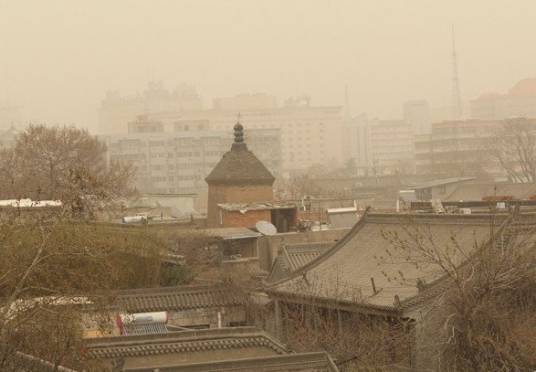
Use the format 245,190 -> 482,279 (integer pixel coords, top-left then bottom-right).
0,125 -> 135,214
0,209 -> 167,370
382,215 -> 536,371
489,118 -> 536,183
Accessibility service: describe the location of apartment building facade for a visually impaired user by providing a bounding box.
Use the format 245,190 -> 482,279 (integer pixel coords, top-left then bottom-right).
414,119 -> 505,178
101,125 -> 281,198
99,88 -> 344,174
344,117 -> 415,176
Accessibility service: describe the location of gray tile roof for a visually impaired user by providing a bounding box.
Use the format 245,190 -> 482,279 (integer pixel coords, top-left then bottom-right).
123,322 -> 169,336
9,352 -> 77,372
267,213 -> 510,312
85,327 -> 288,360
205,142 -> 275,185
328,210 -> 360,229
115,285 -> 246,313
123,351 -> 340,371
267,242 -> 333,283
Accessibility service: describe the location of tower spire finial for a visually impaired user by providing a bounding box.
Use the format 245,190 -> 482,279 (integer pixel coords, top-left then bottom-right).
232,115 -> 246,149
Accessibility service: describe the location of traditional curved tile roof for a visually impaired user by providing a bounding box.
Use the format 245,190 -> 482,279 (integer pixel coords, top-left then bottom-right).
9,352 -> 76,372
266,213 -> 510,313
267,242 -> 333,283
85,327 -> 288,360
115,285 -> 245,313
122,351 -> 340,371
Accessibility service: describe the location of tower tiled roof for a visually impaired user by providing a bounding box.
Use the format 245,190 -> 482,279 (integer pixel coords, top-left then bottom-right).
205,121 -> 275,185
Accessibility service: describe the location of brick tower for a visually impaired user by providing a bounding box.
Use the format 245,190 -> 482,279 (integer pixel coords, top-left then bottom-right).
205,121 -> 275,227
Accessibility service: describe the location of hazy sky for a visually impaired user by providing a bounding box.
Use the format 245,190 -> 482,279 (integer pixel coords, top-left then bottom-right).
1,0 -> 535,129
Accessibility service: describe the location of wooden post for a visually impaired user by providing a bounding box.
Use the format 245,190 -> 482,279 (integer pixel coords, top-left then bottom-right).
337,309 -> 343,335
274,299 -> 282,340
370,277 -> 377,295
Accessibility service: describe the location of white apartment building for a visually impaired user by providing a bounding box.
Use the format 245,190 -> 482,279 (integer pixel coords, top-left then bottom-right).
344,117 -> 415,176
99,82 -> 203,134
101,125 -> 281,198
99,88 -> 344,174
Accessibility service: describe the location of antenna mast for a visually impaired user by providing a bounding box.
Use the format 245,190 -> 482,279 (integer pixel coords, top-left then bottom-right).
451,25 -> 462,119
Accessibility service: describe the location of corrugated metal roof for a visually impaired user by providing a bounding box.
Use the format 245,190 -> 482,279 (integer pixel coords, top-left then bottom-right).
411,177 -> 475,190
446,182 -> 536,201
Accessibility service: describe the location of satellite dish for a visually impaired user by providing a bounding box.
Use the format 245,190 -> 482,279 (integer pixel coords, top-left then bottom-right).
255,220 -> 277,236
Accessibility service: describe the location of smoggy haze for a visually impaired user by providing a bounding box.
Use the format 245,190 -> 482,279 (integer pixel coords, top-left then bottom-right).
1,0 -> 536,129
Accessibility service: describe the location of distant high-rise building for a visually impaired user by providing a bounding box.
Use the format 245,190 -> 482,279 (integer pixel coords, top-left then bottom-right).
412,119 -> 536,179
368,119 -> 415,175
344,116 -> 415,176
98,82 -> 203,134
99,87 -> 344,174
101,116 -> 281,212
212,93 -> 277,111
403,100 -> 431,134
470,78 -> 536,120
343,114 -> 370,176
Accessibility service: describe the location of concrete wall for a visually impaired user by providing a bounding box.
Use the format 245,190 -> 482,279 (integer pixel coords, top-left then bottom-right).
145,194 -> 196,217
257,228 -> 350,271
404,299 -> 449,371
168,306 -> 246,329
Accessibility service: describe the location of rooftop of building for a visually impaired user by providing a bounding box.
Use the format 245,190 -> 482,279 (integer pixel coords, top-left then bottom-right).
266,212 -> 534,315
205,122 -> 275,185
113,284 -> 246,313
217,201 -> 296,212
267,242 -> 333,283
508,77 -> 536,97
327,207 -> 360,229
7,352 -> 76,372
123,351 -> 339,372
473,78 -> 536,101
84,327 -> 289,365
202,226 -> 262,240
444,182 -> 536,202
410,177 -> 476,190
